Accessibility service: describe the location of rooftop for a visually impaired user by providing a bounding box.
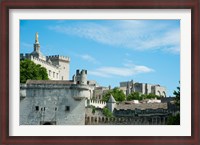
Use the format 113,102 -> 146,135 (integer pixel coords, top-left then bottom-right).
115,102 -> 167,110
26,80 -> 74,85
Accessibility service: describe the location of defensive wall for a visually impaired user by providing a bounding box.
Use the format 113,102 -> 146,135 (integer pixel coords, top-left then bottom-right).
85,107 -> 168,125
46,55 -> 70,62
85,115 -> 168,125
86,99 -> 106,108
20,80 -> 91,125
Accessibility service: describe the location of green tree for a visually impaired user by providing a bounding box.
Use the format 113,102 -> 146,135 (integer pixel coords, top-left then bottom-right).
102,87 -> 126,102
102,107 -> 113,118
167,82 -> 180,125
20,59 -> 49,83
91,106 -> 96,114
167,113 -> 180,125
173,82 -> 180,107
127,92 -> 160,101
127,92 -> 141,101
146,93 -> 160,99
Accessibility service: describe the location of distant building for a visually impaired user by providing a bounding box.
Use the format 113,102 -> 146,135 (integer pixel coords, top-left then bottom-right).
20,32 -> 70,80
120,80 -> 167,97
93,86 -> 110,100
85,95 -> 170,125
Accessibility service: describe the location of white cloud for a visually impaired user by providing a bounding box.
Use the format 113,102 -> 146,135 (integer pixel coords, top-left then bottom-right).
49,20 -> 180,54
88,63 -> 154,78
76,54 -> 99,64
89,71 -> 111,78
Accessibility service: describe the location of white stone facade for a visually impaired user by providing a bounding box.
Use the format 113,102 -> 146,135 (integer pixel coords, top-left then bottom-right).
20,69 -> 96,125
20,80 -> 92,125
20,33 -> 70,80
86,99 -> 106,108
93,87 -> 110,100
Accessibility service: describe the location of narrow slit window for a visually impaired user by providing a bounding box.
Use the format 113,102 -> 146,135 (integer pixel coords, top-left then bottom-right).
35,106 -> 39,111
65,106 -> 70,111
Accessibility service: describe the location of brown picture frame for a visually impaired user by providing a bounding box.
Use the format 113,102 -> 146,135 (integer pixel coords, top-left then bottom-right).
0,0 -> 199,144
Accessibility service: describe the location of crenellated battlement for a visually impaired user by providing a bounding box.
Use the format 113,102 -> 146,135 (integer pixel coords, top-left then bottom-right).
20,53 -> 31,59
76,69 -> 87,75
31,56 -> 59,69
86,99 -> 106,108
46,55 -> 70,62
20,53 -> 60,69
85,115 -> 168,125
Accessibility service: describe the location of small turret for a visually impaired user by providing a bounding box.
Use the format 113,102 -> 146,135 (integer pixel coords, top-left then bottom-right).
106,94 -> 116,112
72,75 -> 76,82
74,69 -> 88,85
80,70 -> 87,85
76,69 -> 80,75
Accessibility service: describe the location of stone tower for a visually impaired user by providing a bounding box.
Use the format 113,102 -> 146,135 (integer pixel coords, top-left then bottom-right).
73,69 -> 87,85
107,94 -> 116,112
80,70 -> 87,85
46,55 -> 70,80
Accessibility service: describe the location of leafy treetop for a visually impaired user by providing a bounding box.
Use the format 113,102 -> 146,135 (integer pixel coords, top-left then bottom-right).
127,92 -> 160,101
20,59 -> 49,83
102,87 -> 126,102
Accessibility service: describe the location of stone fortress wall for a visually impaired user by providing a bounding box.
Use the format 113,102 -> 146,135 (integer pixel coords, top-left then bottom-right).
20,73 -> 91,125
85,116 -> 168,125
85,108 -> 168,125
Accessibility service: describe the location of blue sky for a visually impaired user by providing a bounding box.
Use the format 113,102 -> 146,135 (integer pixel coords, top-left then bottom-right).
20,20 -> 180,96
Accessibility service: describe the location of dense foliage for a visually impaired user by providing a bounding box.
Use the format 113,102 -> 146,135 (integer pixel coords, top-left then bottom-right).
167,82 -> 180,125
102,87 -> 126,102
127,92 -> 160,101
102,107 -> 113,118
173,82 -> 180,107
167,113 -> 180,125
20,59 -> 49,83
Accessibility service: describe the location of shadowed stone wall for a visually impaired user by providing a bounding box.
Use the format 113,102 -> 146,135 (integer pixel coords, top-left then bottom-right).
85,107 -> 168,125
20,82 -> 90,125
85,115 -> 168,125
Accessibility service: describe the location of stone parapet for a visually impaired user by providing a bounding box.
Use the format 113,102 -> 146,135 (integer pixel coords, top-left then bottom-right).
86,99 -> 106,108
85,115 -> 168,125
30,56 -> 59,69
46,55 -> 70,62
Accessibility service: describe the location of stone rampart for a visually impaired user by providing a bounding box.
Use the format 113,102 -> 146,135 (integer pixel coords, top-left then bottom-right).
86,99 -> 106,108
46,55 -> 70,62
20,81 -> 91,125
31,56 -> 59,69
85,115 -> 168,125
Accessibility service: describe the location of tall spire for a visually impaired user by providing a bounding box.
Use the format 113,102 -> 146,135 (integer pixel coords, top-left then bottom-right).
34,32 -> 40,52
35,32 -> 39,43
